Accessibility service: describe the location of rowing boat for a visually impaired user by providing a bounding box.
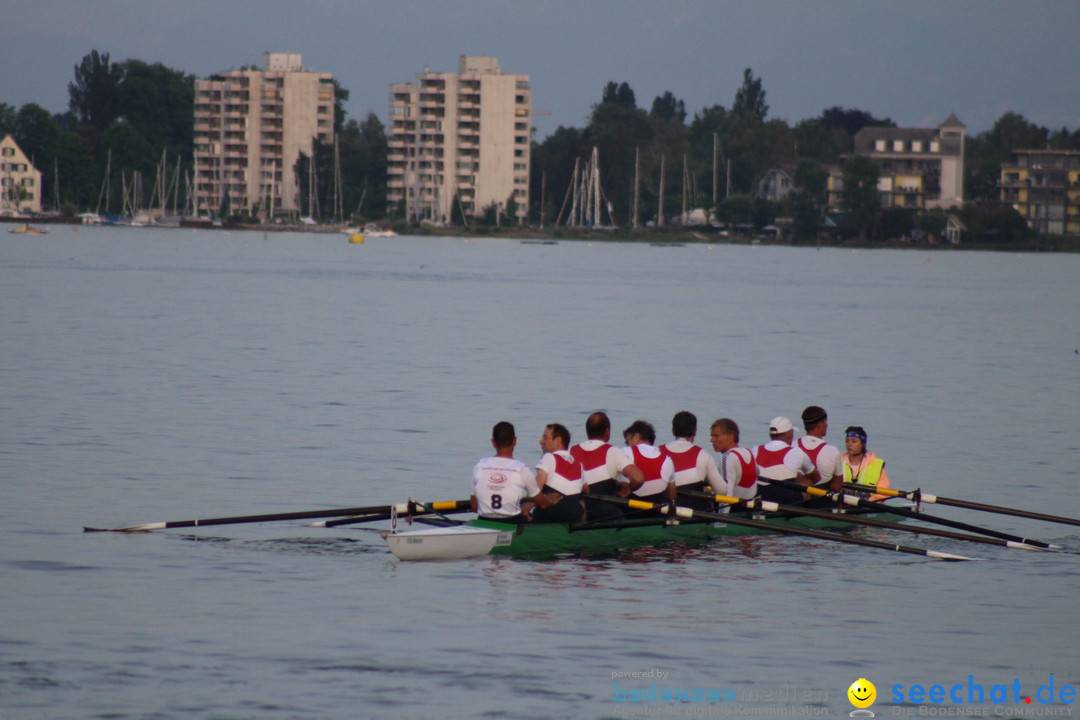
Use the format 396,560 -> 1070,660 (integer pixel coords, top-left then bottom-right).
384,503 -> 908,560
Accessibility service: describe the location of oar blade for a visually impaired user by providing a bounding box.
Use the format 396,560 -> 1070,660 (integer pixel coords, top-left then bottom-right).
83,522 -> 167,533
925,550 -> 977,562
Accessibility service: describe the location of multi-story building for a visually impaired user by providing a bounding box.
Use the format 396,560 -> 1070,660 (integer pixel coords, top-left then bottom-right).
193,53 -> 334,219
0,135 -> 43,214
1000,150 -> 1080,236
828,114 -> 966,211
388,56 -> 531,224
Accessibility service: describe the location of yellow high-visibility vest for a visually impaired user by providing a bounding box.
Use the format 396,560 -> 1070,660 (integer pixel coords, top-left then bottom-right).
844,458 -> 885,487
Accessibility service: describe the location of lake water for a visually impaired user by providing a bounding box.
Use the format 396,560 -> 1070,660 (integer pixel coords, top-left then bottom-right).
2,227 -> 1078,720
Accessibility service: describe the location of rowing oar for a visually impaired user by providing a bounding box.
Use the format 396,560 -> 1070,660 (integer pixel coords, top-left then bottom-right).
763,480 -> 1057,550
842,482 -> 1080,529
83,500 -> 472,533
592,495 -> 976,561
309,512 -> 392,528
311,500 -> 473,528
678,490 -> 1048,552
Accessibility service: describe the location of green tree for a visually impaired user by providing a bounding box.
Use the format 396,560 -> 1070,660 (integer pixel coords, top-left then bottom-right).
839,155 -> 880,240
688,105 -> 730,202
1048,126 -> 1080,151
956,203 -> 1033,245
332,80 -> 349,134
339,113 -> 387,221
531,125 -> 585,226
0,103 -> 17,136
789,158 -> 828,241
13,104 -> 61,168
68,50 -> 123,131
650,91 -> 686,123
966,112 -> 1049,201
504,192 -> 519,224
715,194 -> 753,233
51,131 -> 95,209
115,59 -> 194,156
732,68 -> 768,122
880,207 -> 915,240
917,209 -> 948,241
793,106 -> 894,164
600,81 -> 636,109
585,84 -> 653,225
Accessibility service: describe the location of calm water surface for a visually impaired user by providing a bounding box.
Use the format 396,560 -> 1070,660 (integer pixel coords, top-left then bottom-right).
2,227 -> 1078,720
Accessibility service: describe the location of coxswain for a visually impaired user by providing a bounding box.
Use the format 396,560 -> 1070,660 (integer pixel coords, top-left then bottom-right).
570,412 -> 645,521
752,417 -> 820,506
471,421 -> 549,523
531,423 -> 585,523
842,426 -> 891,501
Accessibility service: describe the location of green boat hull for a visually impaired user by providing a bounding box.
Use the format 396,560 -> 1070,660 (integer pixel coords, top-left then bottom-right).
469,506 -> 905,559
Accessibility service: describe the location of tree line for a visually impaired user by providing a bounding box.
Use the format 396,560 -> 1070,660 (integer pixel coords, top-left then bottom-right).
532,72 -> 1080,243
3,51 -> 1079,242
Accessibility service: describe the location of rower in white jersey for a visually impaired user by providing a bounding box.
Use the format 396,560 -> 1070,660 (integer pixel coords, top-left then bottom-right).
660,411 -> 725,510
796,406 -> 844,502
471,421 -> 549,524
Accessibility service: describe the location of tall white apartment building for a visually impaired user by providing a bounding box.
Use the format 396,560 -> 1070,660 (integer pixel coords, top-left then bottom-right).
388,56 -> 531,223
194,53 -> 334,219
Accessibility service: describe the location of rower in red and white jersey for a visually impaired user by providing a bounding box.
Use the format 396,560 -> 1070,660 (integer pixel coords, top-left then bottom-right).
532,423 -> 585,523
797,405 -> 843,494
708,417 -> 758,501
621,419 -> 675,506
752,416 -> 820,506
570,412 -> 645,520
661,411 -> 724,510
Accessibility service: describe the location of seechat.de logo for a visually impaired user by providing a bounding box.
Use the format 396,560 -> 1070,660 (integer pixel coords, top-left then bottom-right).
848,678 -> 877,717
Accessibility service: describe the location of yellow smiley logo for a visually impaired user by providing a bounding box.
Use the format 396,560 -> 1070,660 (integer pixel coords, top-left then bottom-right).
848,678 -> 876,709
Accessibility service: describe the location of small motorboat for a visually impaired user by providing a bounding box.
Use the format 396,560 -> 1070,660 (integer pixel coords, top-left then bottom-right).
8,224 -> 49,235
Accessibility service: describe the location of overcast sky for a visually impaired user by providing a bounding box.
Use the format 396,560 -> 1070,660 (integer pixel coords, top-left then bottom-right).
3,0 -> 1077,140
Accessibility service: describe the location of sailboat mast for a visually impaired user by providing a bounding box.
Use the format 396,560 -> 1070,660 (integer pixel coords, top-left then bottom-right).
658,154 -> 665,228
592,147 -> 600,227
712,133 -> 719,210
632,147 -> 640,230
682,154 -> 688,224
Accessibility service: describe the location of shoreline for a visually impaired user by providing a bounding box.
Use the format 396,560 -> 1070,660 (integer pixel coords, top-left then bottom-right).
8,215 -> 1076,252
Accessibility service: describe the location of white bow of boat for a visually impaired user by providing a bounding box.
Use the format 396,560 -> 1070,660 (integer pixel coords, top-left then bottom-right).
383,524 -> 513,560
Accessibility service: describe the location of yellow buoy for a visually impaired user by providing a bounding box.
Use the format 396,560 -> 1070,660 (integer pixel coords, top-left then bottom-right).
349,233 -> 365,244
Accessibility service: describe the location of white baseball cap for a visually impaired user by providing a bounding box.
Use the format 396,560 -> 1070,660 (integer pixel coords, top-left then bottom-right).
769,416 -> 793,434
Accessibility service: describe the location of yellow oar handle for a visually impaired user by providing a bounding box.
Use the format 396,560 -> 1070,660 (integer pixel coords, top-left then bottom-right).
841,482 -> 905,499
428,500 -> 470,512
